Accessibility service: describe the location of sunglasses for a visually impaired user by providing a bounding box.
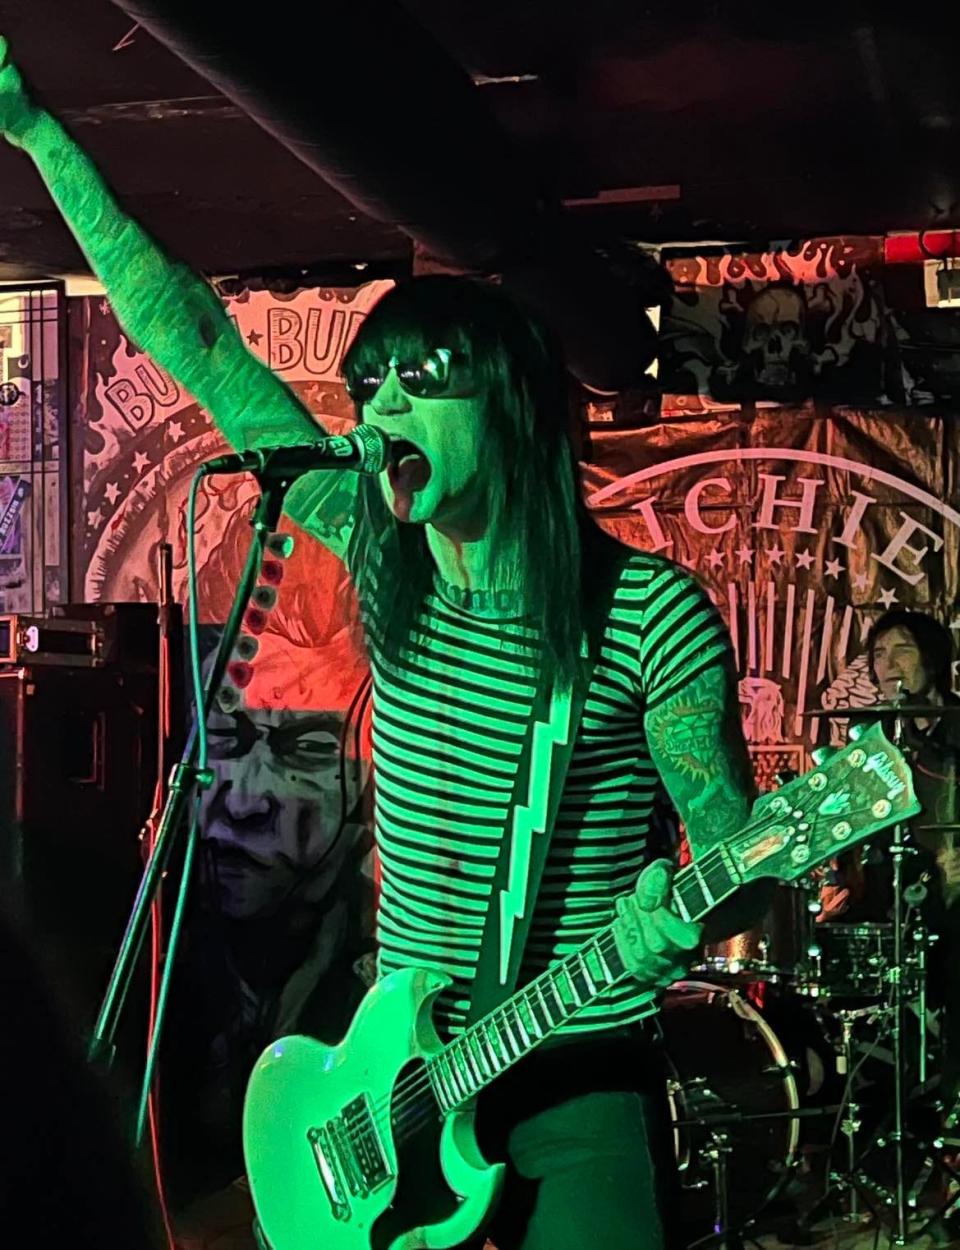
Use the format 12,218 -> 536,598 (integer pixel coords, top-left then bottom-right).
344,347 -> 461,404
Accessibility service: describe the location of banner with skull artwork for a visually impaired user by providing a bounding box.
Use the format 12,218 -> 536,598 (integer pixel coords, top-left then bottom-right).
659,236 -> 909,412
587,234 -> 960,780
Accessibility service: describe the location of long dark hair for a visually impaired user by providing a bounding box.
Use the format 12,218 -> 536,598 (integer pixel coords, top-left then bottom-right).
341,276 -> 623,691
867,608 -> 955,699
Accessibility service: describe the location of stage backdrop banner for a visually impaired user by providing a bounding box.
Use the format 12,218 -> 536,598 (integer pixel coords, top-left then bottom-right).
70,261 -> 960,779
585,403 -> 959,776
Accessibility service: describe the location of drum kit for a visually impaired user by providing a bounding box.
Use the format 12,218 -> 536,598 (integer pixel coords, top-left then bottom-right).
663,700 -> 960,1249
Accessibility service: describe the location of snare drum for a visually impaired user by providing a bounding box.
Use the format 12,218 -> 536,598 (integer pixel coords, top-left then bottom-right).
693,881 -> 818,983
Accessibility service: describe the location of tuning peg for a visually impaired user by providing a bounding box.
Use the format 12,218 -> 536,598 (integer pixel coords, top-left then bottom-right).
810,746 -> 837,766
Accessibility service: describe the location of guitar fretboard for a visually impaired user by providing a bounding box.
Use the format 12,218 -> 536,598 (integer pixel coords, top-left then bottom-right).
426,840 -> 742,1112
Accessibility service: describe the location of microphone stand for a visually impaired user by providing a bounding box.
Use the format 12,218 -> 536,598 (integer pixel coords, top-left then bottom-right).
88,476 -> 290,1092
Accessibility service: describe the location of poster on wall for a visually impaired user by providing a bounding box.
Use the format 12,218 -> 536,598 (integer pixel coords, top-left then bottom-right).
0,285 -> 67,613
71,280 -> 392,617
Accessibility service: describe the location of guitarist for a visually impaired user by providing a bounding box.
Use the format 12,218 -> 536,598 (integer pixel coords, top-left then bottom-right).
1,36 -> 761,1249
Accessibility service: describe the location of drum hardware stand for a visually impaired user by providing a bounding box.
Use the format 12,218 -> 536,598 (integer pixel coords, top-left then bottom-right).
680,1118 -> 756,1250
885,691 -> 918,1245
790,1004 -> 892,1237
838,1010 -> 866,1222
675,1105 -> 846,1250
831,695 -> 949,1246
706,1128 -> 741,1250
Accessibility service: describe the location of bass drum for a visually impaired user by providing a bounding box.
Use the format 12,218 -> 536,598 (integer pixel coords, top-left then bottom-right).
661,981 -> 800,1235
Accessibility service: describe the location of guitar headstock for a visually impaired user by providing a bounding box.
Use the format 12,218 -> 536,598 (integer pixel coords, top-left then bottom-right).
728,723 -> 920,885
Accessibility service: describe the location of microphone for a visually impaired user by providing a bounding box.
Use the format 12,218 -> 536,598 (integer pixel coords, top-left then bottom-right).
199,425 -> 389,478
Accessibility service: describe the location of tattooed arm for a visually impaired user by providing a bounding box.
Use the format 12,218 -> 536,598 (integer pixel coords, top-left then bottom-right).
0,35 -> 356,559
644,656 -> 771,941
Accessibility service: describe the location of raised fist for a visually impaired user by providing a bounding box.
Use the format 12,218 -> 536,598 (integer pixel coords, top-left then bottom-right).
0,35 -> 41,146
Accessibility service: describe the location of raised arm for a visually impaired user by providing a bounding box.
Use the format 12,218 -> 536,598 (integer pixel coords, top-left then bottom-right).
0,35 -> 357,556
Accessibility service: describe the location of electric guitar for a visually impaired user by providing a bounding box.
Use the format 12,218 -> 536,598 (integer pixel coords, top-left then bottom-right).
243,724 -> 919,1250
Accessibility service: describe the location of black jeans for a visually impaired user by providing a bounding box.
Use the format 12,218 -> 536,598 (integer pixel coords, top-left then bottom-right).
462,1026 -> 679,1250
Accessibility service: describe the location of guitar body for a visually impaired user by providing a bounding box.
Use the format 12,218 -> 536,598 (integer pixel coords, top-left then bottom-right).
243,967 -> 504,1250
243,726 -> 919,1250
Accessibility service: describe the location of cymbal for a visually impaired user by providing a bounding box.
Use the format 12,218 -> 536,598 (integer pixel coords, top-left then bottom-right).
806,702 -> 960,720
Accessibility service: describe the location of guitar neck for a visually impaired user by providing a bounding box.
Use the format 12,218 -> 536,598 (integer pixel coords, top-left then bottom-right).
426,842 -> 742,1112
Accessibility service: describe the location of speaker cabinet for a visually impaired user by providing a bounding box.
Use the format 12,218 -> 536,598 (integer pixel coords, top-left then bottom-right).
0,665 -> 159,1009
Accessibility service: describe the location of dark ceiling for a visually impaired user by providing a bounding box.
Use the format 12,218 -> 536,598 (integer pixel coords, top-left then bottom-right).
1,0 -> 959,284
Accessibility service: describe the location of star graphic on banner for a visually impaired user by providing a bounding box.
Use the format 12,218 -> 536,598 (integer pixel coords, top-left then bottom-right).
707,549 -> 725,569
795,548 -> 815,569
736,543 -> 753,564
167,420 -> 184,441
99,299 -> 111,316
104,481 -> 121,505
878,586 -> 899,609
766,543 -> 784,565
132,450 -> 150,476
86,505 -> 103,528
853,572 -> 870,592
247,329 -> 263,346
825,558 -> 844,579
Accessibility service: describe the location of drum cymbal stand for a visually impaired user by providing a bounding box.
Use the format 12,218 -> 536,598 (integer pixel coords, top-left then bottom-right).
853,696 -> 937,1244
835,1006 -> 878,1224
704,1126 -> 741,1250
680,1105 -> 852,1250
886,694 -> 915,1244
793,1003 -> 891,1236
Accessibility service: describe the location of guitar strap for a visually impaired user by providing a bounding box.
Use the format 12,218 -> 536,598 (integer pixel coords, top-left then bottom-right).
466,656 -> 594,1026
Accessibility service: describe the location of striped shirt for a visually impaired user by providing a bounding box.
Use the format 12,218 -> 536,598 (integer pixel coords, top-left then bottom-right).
359,550 -> 731,1038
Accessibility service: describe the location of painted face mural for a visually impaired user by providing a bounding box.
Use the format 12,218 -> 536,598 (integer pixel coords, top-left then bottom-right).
200,677 -> 367,921
194,509 -> 372,924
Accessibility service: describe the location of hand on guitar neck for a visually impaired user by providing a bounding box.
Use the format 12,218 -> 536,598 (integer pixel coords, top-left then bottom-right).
612,859 -> 702,985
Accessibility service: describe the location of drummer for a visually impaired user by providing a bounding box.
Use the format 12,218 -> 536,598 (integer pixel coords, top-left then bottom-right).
823,609 -> 960,1109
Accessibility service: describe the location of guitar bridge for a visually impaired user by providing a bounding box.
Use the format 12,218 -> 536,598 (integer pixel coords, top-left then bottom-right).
308,1094 -> 392,1221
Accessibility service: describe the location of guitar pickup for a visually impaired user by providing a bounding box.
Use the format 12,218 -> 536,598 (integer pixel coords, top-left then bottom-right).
308,1094 -> 392,1222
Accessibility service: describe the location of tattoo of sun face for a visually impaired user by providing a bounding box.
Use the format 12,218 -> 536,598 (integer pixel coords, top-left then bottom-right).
648,699 -> 725,782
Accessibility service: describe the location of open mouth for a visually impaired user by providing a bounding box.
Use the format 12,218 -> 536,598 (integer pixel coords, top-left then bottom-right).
387,438 -> 432,494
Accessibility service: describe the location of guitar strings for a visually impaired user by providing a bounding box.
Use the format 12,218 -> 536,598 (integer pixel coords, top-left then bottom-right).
375,925 -> 631,1147
354,824 -> 804,1144
341,787 -> 888,1151
345,838 -> 740,1145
